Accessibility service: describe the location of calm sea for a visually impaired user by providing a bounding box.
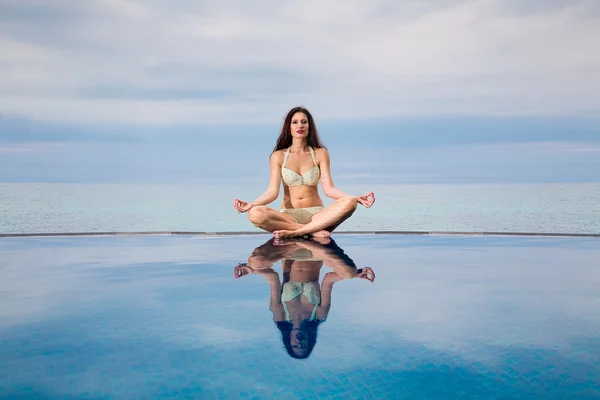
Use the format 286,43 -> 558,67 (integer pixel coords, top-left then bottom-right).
1,183 -> 599,234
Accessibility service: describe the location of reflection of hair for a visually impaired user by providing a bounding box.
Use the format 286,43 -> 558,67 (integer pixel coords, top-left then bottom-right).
272,107 -> 327,153
275,320 -> 322,359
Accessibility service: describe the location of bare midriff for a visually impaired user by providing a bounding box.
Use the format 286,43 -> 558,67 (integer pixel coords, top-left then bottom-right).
285,261 -> 323,282
281,185 -> 324,209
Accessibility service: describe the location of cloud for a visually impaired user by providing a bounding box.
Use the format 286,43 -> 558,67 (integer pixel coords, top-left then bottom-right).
0,0 -> 599,125
335,238 -> 600,353
1,138 -> 599,183
0,116 -> 138,144
0,142 -> 65,154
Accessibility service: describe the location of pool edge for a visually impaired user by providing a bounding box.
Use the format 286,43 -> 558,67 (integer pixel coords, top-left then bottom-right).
1,231 -> 599,238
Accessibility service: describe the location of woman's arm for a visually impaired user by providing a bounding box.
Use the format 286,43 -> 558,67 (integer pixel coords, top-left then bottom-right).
251,152 -> 282,205
317,149 -> 352,200
317,149 -> 376,207
237,267 -> 285,320
234,152 -> 282,212
247,268 -> 284,314
316,275 -> 336,320
265,271 -> 285,320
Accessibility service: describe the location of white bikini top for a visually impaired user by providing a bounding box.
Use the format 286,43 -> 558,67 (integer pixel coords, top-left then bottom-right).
281,147 -> 320,187
281,281 -> 321,322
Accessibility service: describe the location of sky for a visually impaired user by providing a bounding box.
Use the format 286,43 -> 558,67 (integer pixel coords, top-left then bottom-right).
1,0 -> 599,184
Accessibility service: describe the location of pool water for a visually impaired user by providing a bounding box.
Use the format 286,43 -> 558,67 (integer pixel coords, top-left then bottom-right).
1,234 -> 599,399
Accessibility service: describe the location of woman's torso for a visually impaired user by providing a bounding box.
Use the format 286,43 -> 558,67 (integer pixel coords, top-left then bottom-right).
282,261 -> 323,320
284,259 -> 323,282
279,147 -> 324,209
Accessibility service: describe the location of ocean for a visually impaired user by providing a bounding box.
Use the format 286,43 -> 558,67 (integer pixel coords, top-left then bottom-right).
1,182 -> 599,234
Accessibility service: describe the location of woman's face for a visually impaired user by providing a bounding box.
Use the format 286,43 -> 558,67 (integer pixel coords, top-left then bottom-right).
289,326 -> 310,357
290,112 -> 309,138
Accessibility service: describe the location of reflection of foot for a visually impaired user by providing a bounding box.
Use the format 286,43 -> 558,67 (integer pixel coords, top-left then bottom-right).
273,237 -> 302,246
310,235 -> 331,245
273,230 -> 330,239
273,230 -> 298,239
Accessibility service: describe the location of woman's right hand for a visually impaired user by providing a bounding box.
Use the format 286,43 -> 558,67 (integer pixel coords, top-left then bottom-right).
234,198 -> 254,213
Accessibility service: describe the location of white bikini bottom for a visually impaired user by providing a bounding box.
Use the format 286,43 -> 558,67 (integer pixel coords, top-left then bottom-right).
280,206 -> 324,224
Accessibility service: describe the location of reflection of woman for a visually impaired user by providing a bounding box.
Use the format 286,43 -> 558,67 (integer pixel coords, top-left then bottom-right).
234,238 -> 375,359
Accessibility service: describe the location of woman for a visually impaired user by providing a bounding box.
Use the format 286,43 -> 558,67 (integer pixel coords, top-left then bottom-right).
234,237 -> 375,359
233,106 -> 375,238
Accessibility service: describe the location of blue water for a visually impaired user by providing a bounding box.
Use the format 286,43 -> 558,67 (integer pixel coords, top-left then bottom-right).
1,182 -> 600,234
1,234 -> 599,399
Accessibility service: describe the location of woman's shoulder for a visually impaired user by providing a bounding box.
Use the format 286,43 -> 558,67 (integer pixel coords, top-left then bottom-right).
314,147 -> 330,159
270,149 -> 286,163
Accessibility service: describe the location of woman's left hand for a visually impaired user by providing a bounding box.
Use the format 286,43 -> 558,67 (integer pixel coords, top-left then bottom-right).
234,198 -> 254,213
355,192 -> 375,208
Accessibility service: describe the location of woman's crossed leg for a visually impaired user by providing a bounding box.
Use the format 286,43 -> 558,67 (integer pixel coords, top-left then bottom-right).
273,196 -> 358,239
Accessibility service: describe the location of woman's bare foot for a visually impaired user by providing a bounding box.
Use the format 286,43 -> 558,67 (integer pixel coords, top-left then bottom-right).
273,229 -> 331,239
310,235 -> 331,245
273,230 -> 298,239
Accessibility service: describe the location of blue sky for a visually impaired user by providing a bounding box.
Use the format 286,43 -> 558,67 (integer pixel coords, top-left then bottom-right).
0,0 -> 599,183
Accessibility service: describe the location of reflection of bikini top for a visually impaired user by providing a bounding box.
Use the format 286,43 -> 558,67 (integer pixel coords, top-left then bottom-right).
281,147 -> 320,187
281,281 -> 321,322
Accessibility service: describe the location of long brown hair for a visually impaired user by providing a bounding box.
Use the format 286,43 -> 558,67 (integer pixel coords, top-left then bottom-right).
272,107 -> 326,153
